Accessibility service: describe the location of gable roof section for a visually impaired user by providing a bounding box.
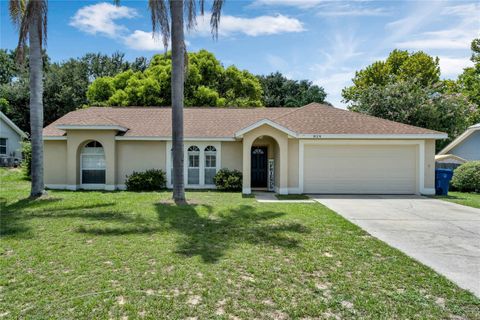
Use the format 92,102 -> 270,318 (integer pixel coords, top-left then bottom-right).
0,111 -> 27,138
438,123 -> 480,155
43,103 -> 446,139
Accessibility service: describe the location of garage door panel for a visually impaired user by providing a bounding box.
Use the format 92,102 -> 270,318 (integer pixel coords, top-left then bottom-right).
304,145 -> 417,194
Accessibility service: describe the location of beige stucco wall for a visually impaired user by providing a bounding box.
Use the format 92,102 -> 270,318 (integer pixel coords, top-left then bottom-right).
116,141 -> 166,185
221,141 -> 243,171
65,130 -> 117,188
424,139 -> 436,189
242,124 -> 289,194
44,140 -> 67,185
288,139 -> 299,190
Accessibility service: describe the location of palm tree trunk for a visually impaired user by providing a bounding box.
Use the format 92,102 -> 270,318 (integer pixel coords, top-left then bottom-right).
171,0 -> 186,204
29,14 -> 45,197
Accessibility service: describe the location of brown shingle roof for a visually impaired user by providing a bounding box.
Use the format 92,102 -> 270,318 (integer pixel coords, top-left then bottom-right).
43,103 -> 443,138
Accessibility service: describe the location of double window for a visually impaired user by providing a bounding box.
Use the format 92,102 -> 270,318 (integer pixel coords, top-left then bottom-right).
81,141 -> 106,184
169,143 -> 219,186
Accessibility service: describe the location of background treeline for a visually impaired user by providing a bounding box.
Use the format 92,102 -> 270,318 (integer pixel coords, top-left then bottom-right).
342,38 -> 480,151
0,49 -> 327,133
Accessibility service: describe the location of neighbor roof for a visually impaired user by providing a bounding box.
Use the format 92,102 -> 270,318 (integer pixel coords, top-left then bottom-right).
1,111 -> 27,138
438,123 -> 480,155
43,103 -> 445,139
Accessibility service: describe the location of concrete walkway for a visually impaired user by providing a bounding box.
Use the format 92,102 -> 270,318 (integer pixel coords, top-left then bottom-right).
254,192 -> 315,203
313,195 -> 480,297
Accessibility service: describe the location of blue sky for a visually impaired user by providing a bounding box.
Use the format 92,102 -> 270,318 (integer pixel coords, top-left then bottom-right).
1,0 -> 479,107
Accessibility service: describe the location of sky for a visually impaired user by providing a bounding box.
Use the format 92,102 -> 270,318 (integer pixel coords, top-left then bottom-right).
1,0 -> 479,108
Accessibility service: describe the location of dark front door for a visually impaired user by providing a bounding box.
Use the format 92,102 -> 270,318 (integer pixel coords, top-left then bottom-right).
251,147 -> 268,188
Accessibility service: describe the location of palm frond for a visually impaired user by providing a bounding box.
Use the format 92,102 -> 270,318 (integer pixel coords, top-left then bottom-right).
9,0 -> 24,28
210,0 -> 223,39
149,0 -> 170,50
185,0 -> 196,31
10,0 -> 47,62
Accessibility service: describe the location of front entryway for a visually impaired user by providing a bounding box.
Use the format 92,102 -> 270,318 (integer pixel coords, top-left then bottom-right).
251,146 -> 268,188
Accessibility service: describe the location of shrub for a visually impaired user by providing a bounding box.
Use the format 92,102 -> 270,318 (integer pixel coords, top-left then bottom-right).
213,168 -> 242,191
451,161 -> 480,193
21,141 -> 31,179
125,169 -> 166,191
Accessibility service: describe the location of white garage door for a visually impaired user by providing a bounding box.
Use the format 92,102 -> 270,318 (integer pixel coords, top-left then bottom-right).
303,144 -> 417,194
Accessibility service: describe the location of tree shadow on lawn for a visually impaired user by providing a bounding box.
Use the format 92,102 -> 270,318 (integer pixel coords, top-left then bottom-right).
154,203 -> 310,263
76,202 -> 310,263
0,197 -> 122,238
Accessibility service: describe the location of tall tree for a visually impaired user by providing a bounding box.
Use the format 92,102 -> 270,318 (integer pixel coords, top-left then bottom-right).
114,0 -> 224,204
9,0 -> 48,197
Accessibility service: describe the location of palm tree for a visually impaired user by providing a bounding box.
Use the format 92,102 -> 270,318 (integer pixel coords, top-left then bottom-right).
116,0 -> 224,204
9,0 -> 48,198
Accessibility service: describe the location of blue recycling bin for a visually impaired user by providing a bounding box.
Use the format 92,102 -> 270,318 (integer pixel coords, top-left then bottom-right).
435,169 -> 454,196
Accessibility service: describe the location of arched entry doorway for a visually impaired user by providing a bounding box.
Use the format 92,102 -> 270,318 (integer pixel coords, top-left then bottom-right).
80,141 -> 106,185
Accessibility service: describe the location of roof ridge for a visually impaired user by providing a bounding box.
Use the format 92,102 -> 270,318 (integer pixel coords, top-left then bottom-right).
332,108 -> 445,134
272,102 -> 327,121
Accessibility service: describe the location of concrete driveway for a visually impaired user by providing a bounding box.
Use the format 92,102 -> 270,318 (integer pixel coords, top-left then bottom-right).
313,195 -> 480,297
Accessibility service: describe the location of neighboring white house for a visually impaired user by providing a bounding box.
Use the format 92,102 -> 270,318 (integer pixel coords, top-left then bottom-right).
0,111 -> 27,166
436,123 -> 480,168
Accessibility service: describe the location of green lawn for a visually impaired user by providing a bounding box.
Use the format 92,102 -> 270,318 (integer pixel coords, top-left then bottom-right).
436,191 -> 480,209
1,169 -> 479,319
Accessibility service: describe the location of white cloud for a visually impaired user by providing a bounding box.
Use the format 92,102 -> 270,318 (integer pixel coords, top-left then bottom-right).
253,0 -> 326,9
266,54 -> 289,70
69,2 -> 137,38
309,32 -> 364,108
123,31 -> 164,51
124,30 -> 191,51
317,4 -> 389,17
192,13 -> 305,37
439,56 -> 473,78
392,3 -> 479,51
314,71 -> 355,108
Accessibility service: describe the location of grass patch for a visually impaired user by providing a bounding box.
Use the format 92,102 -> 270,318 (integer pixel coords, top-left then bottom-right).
275,194 -> 310,200
436,191 -> 480,209
1,168 -> 479,318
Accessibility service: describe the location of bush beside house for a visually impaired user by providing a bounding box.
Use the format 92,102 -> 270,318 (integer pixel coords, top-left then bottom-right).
125,169 -> 166,191
213,169 -> 242,191
451,161 -> 480,193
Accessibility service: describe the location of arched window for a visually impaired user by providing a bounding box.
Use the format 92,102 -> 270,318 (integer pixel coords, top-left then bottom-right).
204,146 -> 217,185
81,141 -> 105,184
187,145 -> 200,185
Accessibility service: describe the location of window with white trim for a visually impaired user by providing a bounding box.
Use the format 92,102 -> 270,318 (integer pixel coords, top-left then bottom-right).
188,145 -> 200,185
204,146 -> 217,185
0,138 -> 6,155
81,141 -> 106,184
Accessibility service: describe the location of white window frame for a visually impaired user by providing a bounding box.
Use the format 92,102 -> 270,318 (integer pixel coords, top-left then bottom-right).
80,141 -> 106,188
166,141 -> 221,188
204,146 -> 217,185
0,138 -> 6,155
187,145 -> 201,185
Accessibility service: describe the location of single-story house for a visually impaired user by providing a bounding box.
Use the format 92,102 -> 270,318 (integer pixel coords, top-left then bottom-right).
43,103 -> 446,195
0,111 -> 27,166
436,123 -> 480,169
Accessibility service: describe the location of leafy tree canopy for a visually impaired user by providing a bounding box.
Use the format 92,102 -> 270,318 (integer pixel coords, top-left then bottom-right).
349,80 -> 476,151
257,72 -> 327,107
87,50 -> 264,107
457,38 -> 480,109
0,49 -> 143,132
342,49 -> 440,104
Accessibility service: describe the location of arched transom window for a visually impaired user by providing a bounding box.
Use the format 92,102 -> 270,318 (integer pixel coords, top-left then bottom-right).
187,145 -> 200,185
81,141 -> 105,184
204,146 -> 217,185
